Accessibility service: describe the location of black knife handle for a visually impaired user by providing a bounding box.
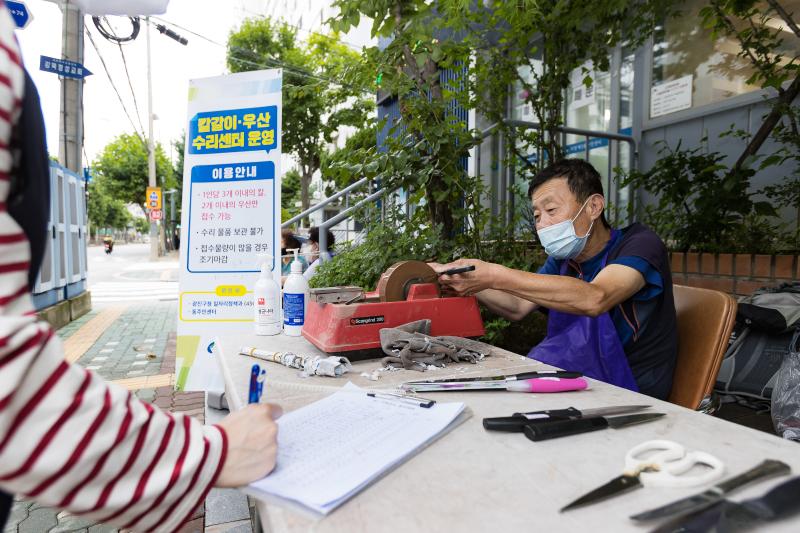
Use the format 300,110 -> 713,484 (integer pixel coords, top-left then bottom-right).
483,416 -> 526,432
716,459 -> 791,494
523,417 -> 609,441
746,475 -> 800,519
513,371 -> 583,380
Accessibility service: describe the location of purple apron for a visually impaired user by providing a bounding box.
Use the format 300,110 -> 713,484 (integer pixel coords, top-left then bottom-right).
527,241 -> 639,392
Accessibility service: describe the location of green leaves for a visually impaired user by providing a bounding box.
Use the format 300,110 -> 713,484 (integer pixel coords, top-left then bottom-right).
93,133 -> 173,210
227,17 -> 373,211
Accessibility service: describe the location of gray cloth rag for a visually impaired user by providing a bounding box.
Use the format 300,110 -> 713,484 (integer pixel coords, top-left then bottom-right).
379,320 -> 492,371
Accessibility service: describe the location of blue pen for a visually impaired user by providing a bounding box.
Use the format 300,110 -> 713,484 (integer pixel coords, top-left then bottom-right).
256,369 -> 266,401
248,364 -> 261,404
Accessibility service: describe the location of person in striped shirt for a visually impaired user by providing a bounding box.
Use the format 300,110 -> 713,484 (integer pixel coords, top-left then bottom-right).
0,3 -> 280,531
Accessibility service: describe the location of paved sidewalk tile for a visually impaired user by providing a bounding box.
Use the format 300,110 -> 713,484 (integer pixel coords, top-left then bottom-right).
62,306 -> 128,363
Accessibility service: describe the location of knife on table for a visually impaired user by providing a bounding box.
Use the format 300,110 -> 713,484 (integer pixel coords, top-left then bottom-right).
630,459 -> 791,522
651,475 -> 800,533
483,405 -> 652,432
523,413 -> 666,442
405,370 -> 584,385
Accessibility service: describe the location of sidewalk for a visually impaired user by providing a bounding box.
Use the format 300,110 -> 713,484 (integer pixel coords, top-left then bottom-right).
5,301 -> 253,533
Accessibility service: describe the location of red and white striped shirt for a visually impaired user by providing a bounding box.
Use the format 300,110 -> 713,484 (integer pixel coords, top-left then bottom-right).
0,4 -> 227,531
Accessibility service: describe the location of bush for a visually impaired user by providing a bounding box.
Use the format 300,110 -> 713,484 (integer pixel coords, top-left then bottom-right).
621,141 -> 786,253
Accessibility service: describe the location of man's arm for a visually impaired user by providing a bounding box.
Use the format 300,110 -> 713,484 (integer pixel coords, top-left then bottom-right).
492,263 -> 645,317
434,259 -> 645,318
474,288 -> 539,321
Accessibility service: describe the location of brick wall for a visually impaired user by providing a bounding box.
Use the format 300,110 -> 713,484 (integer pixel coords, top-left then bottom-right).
670,252 -> 799,296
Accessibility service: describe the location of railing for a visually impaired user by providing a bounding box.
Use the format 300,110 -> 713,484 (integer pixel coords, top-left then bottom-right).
477,119 -> 637,227
280,176 -> 390,259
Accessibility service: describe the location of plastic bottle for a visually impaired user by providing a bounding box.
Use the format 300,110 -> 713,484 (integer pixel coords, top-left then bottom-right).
283,248 -> 309,336
254,254 -> 281,336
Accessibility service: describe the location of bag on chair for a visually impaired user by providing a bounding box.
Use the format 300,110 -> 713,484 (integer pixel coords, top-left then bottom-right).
714,282 -> 800,406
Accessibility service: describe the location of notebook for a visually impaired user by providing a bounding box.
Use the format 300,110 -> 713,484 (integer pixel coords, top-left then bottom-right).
244,381 -> 468,516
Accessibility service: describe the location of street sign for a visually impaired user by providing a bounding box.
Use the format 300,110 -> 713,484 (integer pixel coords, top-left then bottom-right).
146,186 -> 162,210
7,1 -> 32,29
150,209 -> 163,221
39,56 -> 92,80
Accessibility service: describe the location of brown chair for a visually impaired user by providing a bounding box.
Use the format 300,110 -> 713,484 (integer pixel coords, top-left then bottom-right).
669,284 -> 737,410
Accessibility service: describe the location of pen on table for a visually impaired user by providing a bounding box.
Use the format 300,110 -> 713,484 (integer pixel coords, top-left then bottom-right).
367,391 -> 436,408
248,363 -> 262,404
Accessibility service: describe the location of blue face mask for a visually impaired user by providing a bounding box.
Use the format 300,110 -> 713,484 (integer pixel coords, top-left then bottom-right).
536,197 -> 595,260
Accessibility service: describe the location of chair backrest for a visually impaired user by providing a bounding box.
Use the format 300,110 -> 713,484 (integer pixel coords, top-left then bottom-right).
669,284 -> 737,409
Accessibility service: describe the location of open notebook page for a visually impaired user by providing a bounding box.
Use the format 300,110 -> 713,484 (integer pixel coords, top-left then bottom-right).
245,382 -> 466,515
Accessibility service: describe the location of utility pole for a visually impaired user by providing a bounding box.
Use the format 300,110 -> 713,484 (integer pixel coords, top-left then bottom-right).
59,0 -> 83,175
146,16 -> 159,260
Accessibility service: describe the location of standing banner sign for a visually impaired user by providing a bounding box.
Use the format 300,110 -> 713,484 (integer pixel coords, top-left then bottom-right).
176,69 -> 282,391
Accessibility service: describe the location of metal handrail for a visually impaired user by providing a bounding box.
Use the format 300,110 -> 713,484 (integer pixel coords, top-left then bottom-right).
476,119 -> 637,228
281,176 -> 371,229
317,188 -> 388,258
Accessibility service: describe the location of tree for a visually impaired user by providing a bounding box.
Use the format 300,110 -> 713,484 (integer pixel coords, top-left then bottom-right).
227,18 -> 373,213
463,0 -> 676,169
93,133 -> 175,214
701,0 -> 800,248
172,133 -> 185,222
87,176 -> 131,237
282,168 -> 302,218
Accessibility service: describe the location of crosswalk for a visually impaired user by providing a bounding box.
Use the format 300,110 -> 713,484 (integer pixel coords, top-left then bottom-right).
89,281 -> 179,303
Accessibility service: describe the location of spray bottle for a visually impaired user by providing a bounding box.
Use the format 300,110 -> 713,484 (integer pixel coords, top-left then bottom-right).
254,253 -> 281,336
283,248 -> 309,336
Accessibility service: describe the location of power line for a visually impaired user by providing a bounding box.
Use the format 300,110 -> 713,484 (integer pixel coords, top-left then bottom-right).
84,24 -> 148,144
100,18 -> 148,136
149,16 -> 373,95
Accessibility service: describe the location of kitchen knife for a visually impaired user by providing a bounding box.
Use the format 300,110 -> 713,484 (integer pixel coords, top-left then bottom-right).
523,413 -> 665,442
483,405 -> 652,432
652,475 -> 800,533
630,459 -> 791,521
405,370 -> 584,385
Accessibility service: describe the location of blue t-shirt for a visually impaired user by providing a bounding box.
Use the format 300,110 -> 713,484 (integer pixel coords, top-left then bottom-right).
538,229 -> 663,346
536,224 -> 678,400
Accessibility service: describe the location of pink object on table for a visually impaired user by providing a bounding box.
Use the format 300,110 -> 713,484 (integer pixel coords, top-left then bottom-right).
506,377 -> 588,393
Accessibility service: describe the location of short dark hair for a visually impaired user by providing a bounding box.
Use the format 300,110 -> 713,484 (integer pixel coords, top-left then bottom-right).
308,226 -> 335,247
528,159 -> 609,228
283,233 -> 302,250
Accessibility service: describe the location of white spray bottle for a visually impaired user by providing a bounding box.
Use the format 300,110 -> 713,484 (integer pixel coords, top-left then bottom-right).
254,253 -> 281,336
283,248 -> 309,336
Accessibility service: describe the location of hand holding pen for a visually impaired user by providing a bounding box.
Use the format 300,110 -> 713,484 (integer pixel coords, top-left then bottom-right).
214,363 -> 282,487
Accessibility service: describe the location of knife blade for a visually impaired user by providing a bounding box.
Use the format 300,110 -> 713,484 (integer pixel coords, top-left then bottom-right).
405,370 -> 583,385
630,459 -> 791,521
483,404 -> 652,432
652,476 -> 800,533
523,413 -> 665,442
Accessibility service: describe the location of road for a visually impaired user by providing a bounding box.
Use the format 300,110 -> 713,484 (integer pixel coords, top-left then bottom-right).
87,242 -> 179,308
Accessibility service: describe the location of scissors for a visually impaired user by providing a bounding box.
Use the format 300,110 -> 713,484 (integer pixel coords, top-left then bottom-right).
560,440 -> 725,512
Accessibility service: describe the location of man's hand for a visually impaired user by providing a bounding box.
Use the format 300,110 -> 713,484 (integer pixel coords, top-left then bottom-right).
430,259 -> 498,296
214,403 -> 282,487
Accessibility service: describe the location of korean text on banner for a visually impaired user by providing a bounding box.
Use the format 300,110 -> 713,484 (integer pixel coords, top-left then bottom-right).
176,69 -> 282,391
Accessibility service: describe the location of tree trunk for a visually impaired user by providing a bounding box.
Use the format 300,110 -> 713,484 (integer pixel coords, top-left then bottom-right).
300,169 -> 311,214
732,75 -> 800,174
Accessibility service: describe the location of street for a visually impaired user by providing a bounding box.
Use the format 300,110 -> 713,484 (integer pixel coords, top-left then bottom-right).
87,242 -> 178,307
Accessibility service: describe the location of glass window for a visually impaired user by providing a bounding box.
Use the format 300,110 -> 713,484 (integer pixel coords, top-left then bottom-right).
651,0 -> 800,118
511,61 -> 542,122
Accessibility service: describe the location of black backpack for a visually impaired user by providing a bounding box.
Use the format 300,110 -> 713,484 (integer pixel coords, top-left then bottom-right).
714,282 -> 800,406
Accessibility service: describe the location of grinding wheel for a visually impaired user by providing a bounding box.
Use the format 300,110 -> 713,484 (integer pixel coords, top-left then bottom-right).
376,260 -> 441,302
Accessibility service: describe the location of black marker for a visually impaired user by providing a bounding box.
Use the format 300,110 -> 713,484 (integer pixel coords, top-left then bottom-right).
440,265 -> 476,276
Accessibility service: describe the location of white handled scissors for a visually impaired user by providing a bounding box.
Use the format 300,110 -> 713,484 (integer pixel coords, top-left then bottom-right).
561,440 -> 725,512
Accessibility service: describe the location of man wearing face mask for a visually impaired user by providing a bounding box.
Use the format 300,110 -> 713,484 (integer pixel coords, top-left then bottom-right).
433,159 -> 677,400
